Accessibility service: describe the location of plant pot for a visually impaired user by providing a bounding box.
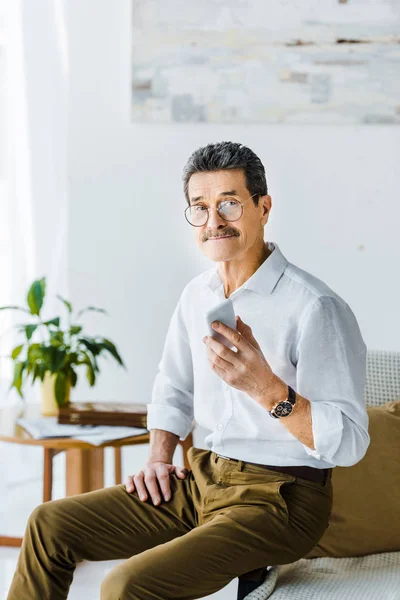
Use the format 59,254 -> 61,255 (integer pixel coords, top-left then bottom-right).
41,372 -> 71,416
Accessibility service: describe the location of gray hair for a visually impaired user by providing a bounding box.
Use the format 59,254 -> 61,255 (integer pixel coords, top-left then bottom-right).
182,141 -> 268,205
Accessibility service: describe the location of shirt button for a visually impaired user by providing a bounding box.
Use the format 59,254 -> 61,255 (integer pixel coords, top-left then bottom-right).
218,423 -> 223,430
223,383 -> 230,391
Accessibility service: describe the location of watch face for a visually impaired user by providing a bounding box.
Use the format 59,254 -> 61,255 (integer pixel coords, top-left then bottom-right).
274,401 -> 293,418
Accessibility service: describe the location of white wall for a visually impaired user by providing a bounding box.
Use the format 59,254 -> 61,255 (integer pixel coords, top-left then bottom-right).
67,1 -> 400,467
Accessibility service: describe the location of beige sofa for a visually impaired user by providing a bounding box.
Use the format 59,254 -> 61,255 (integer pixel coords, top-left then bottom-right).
240,350 -> 400,600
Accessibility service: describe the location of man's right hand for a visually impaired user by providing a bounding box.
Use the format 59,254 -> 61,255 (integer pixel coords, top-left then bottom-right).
125,461 -> 189,506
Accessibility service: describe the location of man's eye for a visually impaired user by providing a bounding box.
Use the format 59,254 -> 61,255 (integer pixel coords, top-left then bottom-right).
222,199 -> 238,207
194,206 -> 207,212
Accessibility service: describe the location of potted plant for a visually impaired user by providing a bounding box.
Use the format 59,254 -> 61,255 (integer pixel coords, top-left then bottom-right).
0,277 -> 125,416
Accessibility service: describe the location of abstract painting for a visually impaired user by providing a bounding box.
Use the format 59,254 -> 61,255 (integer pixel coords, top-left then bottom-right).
131,0 -> 400,124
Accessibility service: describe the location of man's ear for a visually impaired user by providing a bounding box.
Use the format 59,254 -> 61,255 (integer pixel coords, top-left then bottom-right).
261,194 -> 271,223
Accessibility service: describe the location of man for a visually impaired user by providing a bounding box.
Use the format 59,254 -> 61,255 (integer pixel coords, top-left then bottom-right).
7,142 -> 370,600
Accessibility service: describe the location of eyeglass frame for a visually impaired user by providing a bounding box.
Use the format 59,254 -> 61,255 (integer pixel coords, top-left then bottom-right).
183,193 -> 260,227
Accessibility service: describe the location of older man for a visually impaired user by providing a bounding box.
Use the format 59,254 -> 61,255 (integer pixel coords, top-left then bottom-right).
7,142 -> 369,600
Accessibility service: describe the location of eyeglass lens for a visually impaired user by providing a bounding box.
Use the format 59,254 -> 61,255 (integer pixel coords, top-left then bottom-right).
186,200 -> 242,226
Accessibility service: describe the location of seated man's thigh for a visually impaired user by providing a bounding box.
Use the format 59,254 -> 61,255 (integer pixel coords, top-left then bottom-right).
100,504 -> 301,600
30,476 -> 196,562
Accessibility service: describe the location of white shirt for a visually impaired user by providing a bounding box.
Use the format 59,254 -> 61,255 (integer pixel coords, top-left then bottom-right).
147,241 -> 370,468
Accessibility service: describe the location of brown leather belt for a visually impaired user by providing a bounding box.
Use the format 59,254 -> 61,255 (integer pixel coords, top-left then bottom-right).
216,454 -> 331,484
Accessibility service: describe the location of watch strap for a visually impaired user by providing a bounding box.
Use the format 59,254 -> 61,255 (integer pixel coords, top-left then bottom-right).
287,385 -> 296,406
268,385 -> 296,419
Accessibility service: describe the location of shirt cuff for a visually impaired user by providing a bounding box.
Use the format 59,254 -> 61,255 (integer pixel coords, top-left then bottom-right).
146,404 -> 194,441
302,400 -> 344,462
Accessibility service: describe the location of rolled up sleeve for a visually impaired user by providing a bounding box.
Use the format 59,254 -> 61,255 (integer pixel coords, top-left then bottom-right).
147,292 -> 194,441
295,295 -> 370,467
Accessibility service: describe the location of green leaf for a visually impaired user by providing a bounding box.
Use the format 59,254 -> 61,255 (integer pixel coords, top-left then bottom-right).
10,361 -> 25,397
31,346 -> 53,372
76,306 -> 108,319
77,344 -> 100,374
44,317 -> 60,328
25,324 -> 38,340
32,363 -> 41,384
50,347 -> 66,372
11,344 -> 24,360
38,363 -> 47,381
27,278 -> 46,316
89,352 -> 99,373
0,305 -> 31,314
68,366 -> 78,387
69,325 -> 82,336
78,337 -> 102,357
65,351 -> 78,366
56,294 -> 73,314
99,338 -> 125,368
31,363 -> 38,383
32,362 -> 48,383
54,372 -> 68,407
77,351 -> 96,385
86,361 -> 96,386
49,330 -> 64,346
27,343 -> 44,363
78,350 -> 98,374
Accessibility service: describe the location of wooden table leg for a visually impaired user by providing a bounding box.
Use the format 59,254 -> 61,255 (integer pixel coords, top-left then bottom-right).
65,448 -> 104,496
114,447 -> 122,484
179,432 -> 193,470
0,536 -> 22,548
43,448 -> 64,502
43,448 -> 54,502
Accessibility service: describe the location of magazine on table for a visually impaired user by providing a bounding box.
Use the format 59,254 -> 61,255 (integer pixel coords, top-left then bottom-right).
17,416 -> 148,446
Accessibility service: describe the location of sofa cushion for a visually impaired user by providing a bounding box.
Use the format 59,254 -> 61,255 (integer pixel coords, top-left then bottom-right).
306,400 -> 400,558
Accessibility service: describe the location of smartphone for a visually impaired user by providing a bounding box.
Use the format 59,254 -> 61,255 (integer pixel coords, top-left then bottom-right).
205,298 -> 237,350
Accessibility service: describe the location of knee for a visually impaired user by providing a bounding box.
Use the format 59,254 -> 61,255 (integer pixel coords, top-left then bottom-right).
27,501 -> 66,550
28,502 -> 52,530
101,564 -> 151,600
101,569 -> 132,600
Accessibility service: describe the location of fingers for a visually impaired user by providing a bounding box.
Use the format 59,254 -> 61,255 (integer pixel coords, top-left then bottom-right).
237,315 -> 261,351
127,465 -> 172,506
175,467 -> 189,478
154,467 -> 172,502
205,337 -> 238,367
125,465 -> 189,505
237,315 -> 249,335
133,470 -> 150,502
126,474 -> 135,493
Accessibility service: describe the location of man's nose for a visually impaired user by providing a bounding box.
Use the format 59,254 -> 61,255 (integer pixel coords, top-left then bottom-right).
206,206 -> 227,229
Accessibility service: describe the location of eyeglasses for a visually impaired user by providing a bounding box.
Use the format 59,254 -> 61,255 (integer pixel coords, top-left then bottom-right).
184,194 -> 259,227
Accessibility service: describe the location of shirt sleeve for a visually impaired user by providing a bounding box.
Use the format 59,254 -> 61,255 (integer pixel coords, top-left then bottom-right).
146,291 -> 194,441
295,295 -> 370,467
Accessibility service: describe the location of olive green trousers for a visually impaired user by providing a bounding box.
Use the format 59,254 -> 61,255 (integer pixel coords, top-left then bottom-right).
7,447 -> 333,600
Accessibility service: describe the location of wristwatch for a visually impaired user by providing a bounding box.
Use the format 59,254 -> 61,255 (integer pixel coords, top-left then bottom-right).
268,385 -> 296,419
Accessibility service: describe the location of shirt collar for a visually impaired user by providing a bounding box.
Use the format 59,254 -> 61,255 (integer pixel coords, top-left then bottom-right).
205,241 -> 288,298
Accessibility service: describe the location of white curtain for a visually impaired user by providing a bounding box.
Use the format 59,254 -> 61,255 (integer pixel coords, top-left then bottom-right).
0,0 -> 69,490
0,0 -> 69,403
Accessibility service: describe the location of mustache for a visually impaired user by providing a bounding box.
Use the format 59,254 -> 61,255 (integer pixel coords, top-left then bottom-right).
203,230 -> 238,241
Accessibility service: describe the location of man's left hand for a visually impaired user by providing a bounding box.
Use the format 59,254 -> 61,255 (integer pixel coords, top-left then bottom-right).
202,315 -> 285,408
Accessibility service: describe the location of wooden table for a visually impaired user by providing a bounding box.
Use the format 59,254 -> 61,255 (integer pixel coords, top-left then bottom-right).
0,402 -> 193,548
